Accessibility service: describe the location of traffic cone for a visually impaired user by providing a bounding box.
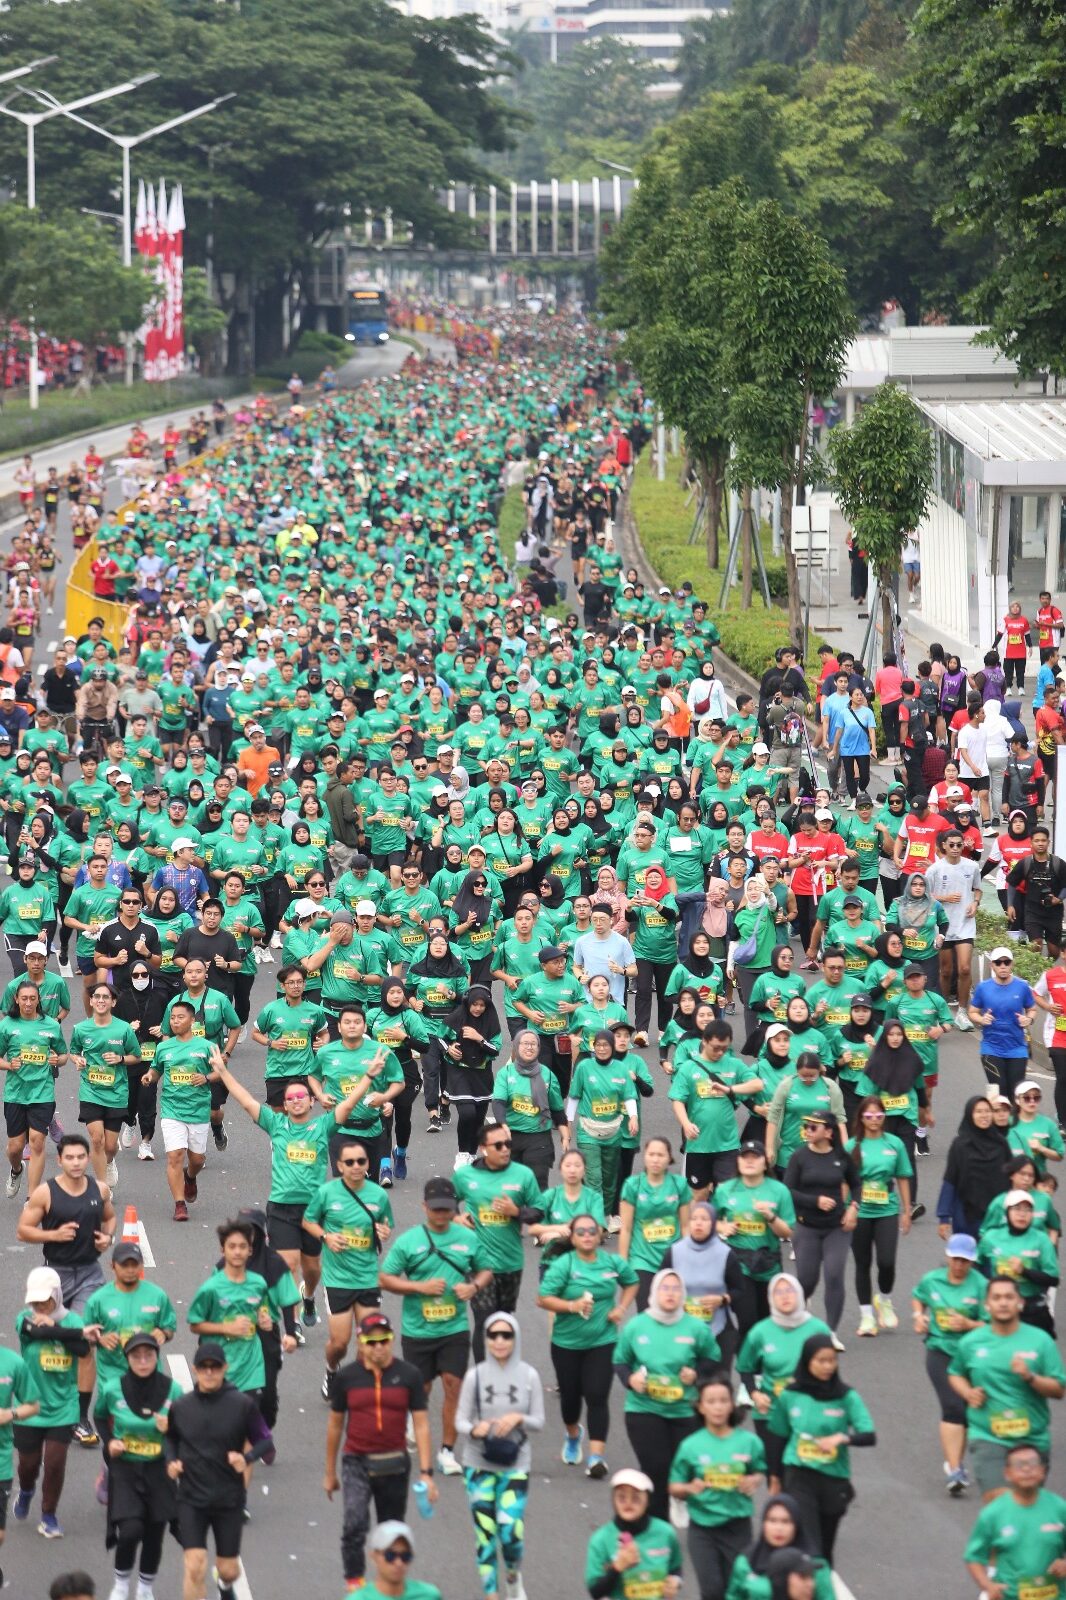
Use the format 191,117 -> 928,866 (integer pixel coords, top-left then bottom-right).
122,1204 -> 144,1278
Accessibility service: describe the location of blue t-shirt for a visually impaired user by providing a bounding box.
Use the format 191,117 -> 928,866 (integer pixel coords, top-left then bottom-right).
972,975 -> 1035,1057
839,705 -> 876,756
822,691 -> 851,741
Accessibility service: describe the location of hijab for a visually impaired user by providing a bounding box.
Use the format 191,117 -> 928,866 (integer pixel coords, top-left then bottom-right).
746,1495 -> 813,1575
767,1549 -> 819,1600
862,1027 -> 925,1098
685,936 -> 718,979
442,984 -> 500,1049
120,1342 -> 173,1419
583,798 -> 611,838
671,988 -> 703,1036
510,1030 -> 551,1119
645,1268 -> 685,1327
944,1095 -> 1012,1221
769,947 -> 795,978
789,1332 -> 849,1401
897,874 -> 934,929
540,874 -> 565,910
872,930 -> 903,969
411,936 -> 466,982
768,1272 -> 813,1332
452,869 -> 492,928
380,982 -> 408,1017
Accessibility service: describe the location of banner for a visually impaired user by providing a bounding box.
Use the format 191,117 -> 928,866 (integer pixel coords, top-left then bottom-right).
136,177 -> 185,381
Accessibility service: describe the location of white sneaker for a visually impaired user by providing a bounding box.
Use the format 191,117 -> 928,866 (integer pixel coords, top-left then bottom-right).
120,1124 -> 135,1149
106,1159 -> 118,1187
857,1310 -> 878,1337
606,1215 -> 622,1235
830,1332 -> 846,1352
135,1582 -> 155,1600
874,1293 -> 899,1331
261,947 -> 275,964
437,1445 -> 462,1476
253,947 -> 263,965
238,1025 -> 248,1044
137,1140 -> 154,1161
5,1166 -> 22,1198
669,1496 -> 690,1529
107,1579 -> 130,1600
954,1011 -> 974,1032
504,1572 -> 527,1600
270,930 -> 282,948
453,1150 -> 473,1170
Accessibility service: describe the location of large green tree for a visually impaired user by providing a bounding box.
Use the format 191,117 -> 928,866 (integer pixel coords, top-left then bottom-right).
908,0 -> 1066,376
0,0 -> 517,367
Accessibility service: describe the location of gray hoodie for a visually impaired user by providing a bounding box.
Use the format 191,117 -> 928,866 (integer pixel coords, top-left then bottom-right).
455,1312 -> 545,1473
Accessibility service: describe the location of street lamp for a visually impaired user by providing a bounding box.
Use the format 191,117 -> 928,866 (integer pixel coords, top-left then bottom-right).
56,93 -> 236,384
599,160 -> 635,175
0,72 -> 159,407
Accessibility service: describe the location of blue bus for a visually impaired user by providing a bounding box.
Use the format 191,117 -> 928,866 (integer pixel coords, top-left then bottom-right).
346,286 -> 389,346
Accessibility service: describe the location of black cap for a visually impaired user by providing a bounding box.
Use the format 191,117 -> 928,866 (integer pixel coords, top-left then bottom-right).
112,1240 -> 144,1265
123,1330 -> 159,1355
903,962 -> 927,978
855,792 -> 873,807
910,793 -> 929,809
359,1311 -> 393,1336
850,992 -> 874,1008
424,1177 -> 458,1210
841,894 -> 863,908
192,1341 -> 228,1368
538,945 -> 565,964
739,1138 -> 766,1156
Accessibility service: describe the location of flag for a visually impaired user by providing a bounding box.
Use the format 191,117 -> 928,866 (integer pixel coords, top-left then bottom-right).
163,183 -> 185,377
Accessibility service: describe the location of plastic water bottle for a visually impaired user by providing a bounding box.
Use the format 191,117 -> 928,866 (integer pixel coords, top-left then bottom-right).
413,1478 -> 434,1520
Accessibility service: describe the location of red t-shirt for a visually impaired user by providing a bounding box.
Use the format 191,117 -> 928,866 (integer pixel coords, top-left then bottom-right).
930,780 -> 973,814
748,830 -> 789,864
1037,606 -> 1063,649
1002,615 -> 1030,658
1043,965 -> 1066,1044
898,812 -> 950,873
874,665 -> 904,705
996,834 -> 1034,888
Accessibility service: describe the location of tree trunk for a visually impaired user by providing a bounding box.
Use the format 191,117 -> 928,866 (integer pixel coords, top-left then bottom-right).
880,562 -> 896,657
741,482 -> 753,610
707,446 -> 723,570
780,492 -> 802,644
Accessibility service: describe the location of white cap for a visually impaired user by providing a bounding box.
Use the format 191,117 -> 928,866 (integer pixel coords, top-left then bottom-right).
24,941 -> 47,956
763,1023 -> 791,1042
752,741 -> 770,755
814,807 -> 834,820
293,898 -> 317,920
611,1468 -> 655,1494
1005,1188 -> 1035,1208
988,947 -> 1014,963
0,688 -> 14,701
170,836 -> 197,852
368,1520 -> 414,1554
105,764 -> 123,778
25,1266 -> 61,1306
113,771 -> 133,785
1016,1080 -> 1042,1097
355,899 -> 377,918
245,723 -> 264,735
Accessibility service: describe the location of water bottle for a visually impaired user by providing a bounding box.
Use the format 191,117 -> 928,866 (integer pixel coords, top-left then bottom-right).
413,1478 -> 434,1520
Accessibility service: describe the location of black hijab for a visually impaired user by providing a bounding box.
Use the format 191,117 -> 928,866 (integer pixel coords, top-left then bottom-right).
452,869 -> 492,928
746,1494 -> 813,1575
767,1548 -> 819,1600
943,1095 -> 1011,1222
862,1026 -> 925,1098
120,1344 -> 172,1418
443,983 -> 500,1046
685,936 -> 717,979
540,874 -> 565,910
872,931 -> 903,969
789,1333 -> 849,1401
411,936 -> 466,983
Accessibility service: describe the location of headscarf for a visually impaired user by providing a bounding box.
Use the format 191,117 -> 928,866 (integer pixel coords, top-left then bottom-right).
671,988 -> 703,1037
769,947 -> 794,978
788,1332 -> 849,1401
897,873 -> 933,929
25,1265 -> 66,1319
540,874 -> 565,910
410,936 -> 466,983
452,869 -> 492,928
768,1272 -> 813,1332
943,1095 -> 1012,1222
746,1494 -> 813,1575
120,1336 -> 172,1419
509,1029 -> 550,1118
684,935 -> 718,979
862,1027 -> 925,1098
442,984 -> 500,1055
872,930 -> 904,969
583,797 -> 612,838
379,981 -> 408,1017
645,1268 -> 685,1327
768,1548 -> 819,1600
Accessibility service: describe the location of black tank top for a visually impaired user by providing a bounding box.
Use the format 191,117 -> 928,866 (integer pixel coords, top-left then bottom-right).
42,1176 -> 104,1267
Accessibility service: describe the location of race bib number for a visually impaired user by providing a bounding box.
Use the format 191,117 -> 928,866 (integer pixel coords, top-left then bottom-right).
124,1436 -> 162,1459
641,1220 -> 676,1243
1018,1582 -> 1059,1600
340,1230 -> 371,1251
140,1042 -> 156,1062
861,1183 -> 889,1206
934,1308 -> 957,1332
285,1144 -> 318,1164
684,1298 -> 712,1320
695,1080 -> 717,1099
169,1070 -> 199,1086
280,1032 -> 308,1051
736,1216 -> 767,1236
880,1094 -> 909,1112
423,1299 -> 458,1322
39,1349 -> 72,1373
909,841 -> 930,860
590,1098 -> 619,1117
645,1377 -> 684,1403
623,1582 -> 663,1600
477,1206 -> 508,1227
989,1410 -> 1030,1439
19,1047 -> 47,1067
86,1067 -> 115,1087
510,1096 -> 536,1117
796,1436 -> 838,1465
701,1465 -> 743,1491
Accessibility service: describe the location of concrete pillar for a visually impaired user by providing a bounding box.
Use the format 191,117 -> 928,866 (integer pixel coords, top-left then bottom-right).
510,183 -> 518,256
571,179 -> 580,256
550,179 -> 559,255
592,179 -> 601,254
530,180 -> 539,257
489,184 -> 497,257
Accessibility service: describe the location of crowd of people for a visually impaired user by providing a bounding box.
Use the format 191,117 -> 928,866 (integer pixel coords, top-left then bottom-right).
0,310 -> 1064,1600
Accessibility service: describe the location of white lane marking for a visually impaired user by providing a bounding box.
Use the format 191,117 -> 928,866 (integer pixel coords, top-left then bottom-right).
233,1564 -> 255,1600
136,1219 -> 156,1269
833,1576 -> 858,1600
166,1351 -> 257,1598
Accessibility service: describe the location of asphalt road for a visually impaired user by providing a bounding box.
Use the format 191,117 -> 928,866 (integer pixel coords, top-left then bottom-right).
2,336 -> 1058,1600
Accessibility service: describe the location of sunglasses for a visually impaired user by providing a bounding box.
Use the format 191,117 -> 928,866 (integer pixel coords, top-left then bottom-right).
573,1225 -> 599,1236
339,1156 -> 369,1166
486,1328 -> 515,1341
992,959 -> 1014,967
380,1550 -> 414,1565
488,1139 -> 512,1150
359,1333 -> 393,1345
1019,1094 -> 1041,1102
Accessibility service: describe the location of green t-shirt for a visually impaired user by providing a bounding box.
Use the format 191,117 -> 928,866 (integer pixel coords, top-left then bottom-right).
950,1324 -> 1066,1450
1009,1115 -> 1066,1176
381,1221 -> 486,1339
0,1346 -> 40,1475
0,969 -> 70,1020
255,1104 -> 340,1204
737,1314 -> 832,1398
304,1176 -> 394,1291
537,1182 -> 606,1232
452,1158 -> 543,1272
65,881 -> 122,959
669,1425 -> 767,1526
669,1052 -> 750,1154
713,1177 -> 796,1279
977,1224 -> 1060,1301
187,1268 -> 274,1393
0,881 -> 57,934
70,1016 -> 139,1109
585,1516 -> 682,1600
767,1383 -> 875,1478
154,1034 -> 216,1124
490,1060 -> 563,1133
614,1310 -> 721,1417
845,1132 -> 912,1219
316,1037 -> 403,1138
619,1172 -> 689,1273
0,1014 -> 64,1105
912,1266 -> 989,1357
514,970 -> 584,1037
81,1279 -> 178,1391
16,1307 -> 84,1428
964,1486 -> 1066,1600
96,1374 -> 183,1463
254,998 -> 327,1078
540,1248 -> 638,1349
884,989 -> 953,1076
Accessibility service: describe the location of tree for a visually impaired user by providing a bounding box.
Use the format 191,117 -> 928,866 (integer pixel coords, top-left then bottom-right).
723,199 -> 856,640
826,382 -> 933,649
181,267 -> 227,375
908,0 -> 1066,377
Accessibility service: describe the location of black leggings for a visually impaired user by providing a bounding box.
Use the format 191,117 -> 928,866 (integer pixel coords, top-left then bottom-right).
793,894 -> 817,948
114,1518 -> 166,1579
634,958 -> 673,1038
885,1115 -> 918,1201
1050,1049 -> 1066,1129
455,1099 -> 489,1155
851,1214 -> 899,1303
232,971 -> 255,1026
688,1517 -> 752,1600
625,1411 -> 700,1521
550,1341 -> 614,1442
124,1064 -> 157,1140
16,1435 -> 68,1515
783,1463 -> 852,1564
842,754 -> 871,799
389,1079 -> 420,1151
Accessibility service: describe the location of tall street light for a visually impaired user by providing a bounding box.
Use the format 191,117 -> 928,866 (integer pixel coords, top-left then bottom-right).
57,94 -> 236,384
0,72 -> 159,407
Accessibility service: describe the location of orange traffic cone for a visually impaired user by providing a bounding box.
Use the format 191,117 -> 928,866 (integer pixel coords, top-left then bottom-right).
121,1204 -> 144,1277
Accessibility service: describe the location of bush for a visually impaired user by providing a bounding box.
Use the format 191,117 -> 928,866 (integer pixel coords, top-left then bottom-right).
497,484 -> 527,564
255,350 -> 333,384
0,374 -> 251,461
296,329 -> 349,358
975,910 -> 1048,986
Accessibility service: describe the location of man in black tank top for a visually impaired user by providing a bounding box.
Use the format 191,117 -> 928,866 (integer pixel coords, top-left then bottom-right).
17,1133 -> 115,1447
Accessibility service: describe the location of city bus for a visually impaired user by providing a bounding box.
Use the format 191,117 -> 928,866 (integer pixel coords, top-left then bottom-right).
346,286 -> 389,346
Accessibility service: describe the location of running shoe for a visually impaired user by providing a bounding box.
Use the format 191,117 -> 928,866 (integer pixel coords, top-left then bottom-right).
95,1467 -> 109,1505
37,1513 -> 63,1538
504,1572 -> 528,1600
212,1122 -> 228,1151
427,1113 -> 442,1134
293,1324 -> 306,1347
107,1579 -> 130,1600
874,1294 -> 899,1331
261,947 -> 275,965
586,1455 -> 608,1479
606,1215 -> 622,1235
378,1157 -> 393,1188
106,1158 -> 118,1187
439,1101 -> 451,1125
669,1497 -> 690,1529
13,1488 -> 31,1521
5,1166 -> 22,1199
911,1202 -> 927,1221
856,1310 -> 878,1337
946,1467 -> 968,1497
302,1296 -> 318,1329
436,1445 -> 462,1476
120,1124 -> 135,1150
238,1024 -> 248,1044
954,1011 -> 974,1032
173,1200 -> 189,1222
393,1147 -> 408,1181
453,1151 -> 473,1170
322,1368 -> 335,1400
271,930 -> 282,948
633,1031 -> 649,1047
137,1140 -> 154,1161
830,1332 -> 846,1352
135,1582 -> 155,1600
183,1169 -> 198,1202
915,1137 -> 931,1158
48,1116 -> 63,1144
73,1419 -> 98,1448
562,1425 -> 584,1466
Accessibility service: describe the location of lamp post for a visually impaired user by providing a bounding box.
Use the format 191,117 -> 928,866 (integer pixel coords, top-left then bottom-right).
0,72 -> 159,408
56,94 -> 236,384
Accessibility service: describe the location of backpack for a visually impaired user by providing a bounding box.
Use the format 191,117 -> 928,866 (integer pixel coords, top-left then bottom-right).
781,707 -> 805,747
903,697 -> 929,752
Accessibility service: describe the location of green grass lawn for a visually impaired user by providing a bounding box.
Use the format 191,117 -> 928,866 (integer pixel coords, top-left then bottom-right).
0,374 -> 264,462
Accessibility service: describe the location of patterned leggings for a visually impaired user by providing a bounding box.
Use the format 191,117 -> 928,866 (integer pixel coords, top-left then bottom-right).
464,1468 -> 529,1596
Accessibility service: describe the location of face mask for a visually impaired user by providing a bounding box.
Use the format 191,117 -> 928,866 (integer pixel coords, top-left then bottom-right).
132,976 -> 150,992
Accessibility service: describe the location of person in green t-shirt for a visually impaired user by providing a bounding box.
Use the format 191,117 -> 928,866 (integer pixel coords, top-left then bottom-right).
252,963 -> 329,1099
302,1133 -> 394,1379
82,1241 -> 177,1401
214,1047 -> 386,1329
537,1212 -> 638,1475
0,980 -> 68,1194
141,999 -> 220,1222
669,1023 -> 762,1199
618,1137 -> 691,1302
452,1123 -> 544,1358
0,1337 -> 39,1540
15,1263 -> 88,1537
585,1470 -> 682,1600
69,983 -> 141,1183
363,1521 -> 443,1600
188,1218 -> 298,1394
911,1234 -> 990,1494
669,1374 -> 766,1583
846,1096 -> 913,1338
964,1444 -> 1066,1600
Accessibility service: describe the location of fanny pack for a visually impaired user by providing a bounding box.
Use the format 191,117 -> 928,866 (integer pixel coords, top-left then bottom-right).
364,1450 -> 409,1479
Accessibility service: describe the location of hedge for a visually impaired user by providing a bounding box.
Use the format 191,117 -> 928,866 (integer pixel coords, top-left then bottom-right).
0,374 -> 256,462
975,909 -> 1048,986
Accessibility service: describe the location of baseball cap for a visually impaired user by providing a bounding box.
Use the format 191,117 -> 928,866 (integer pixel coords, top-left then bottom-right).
752,741 -> 770,755
814,807 -> 834,821
170,837 -> 197,852
1005,1188 -> 1036,1208
945,1233 -> 978,1261
358,1312 -> 393,1338
850,992 -> 874,1009
842,894 -> 863,908
123,1330 -> 159,1355
538,945 -> 565,964
293,898 -> 317,920
112,1241 -> 144,1265
988,947 -> 1014,963
437,744 -> 454,756
423,1177 -> 458,1211
903,963 -> 927,978
910,793 -> 929,809
739,1138 -> 766,1156
330,909 -> 354,925
355,899 -> 377,918
611,1468 -> 654,1493
763,1023 -> 791,1042
1015,1081 -> 1041,1097
25,1266 -> 61,1305
23,940 -> 47,956
369,1521 -> 415,1554
856,793 -> 873,807
192,1341 -> 228,1368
